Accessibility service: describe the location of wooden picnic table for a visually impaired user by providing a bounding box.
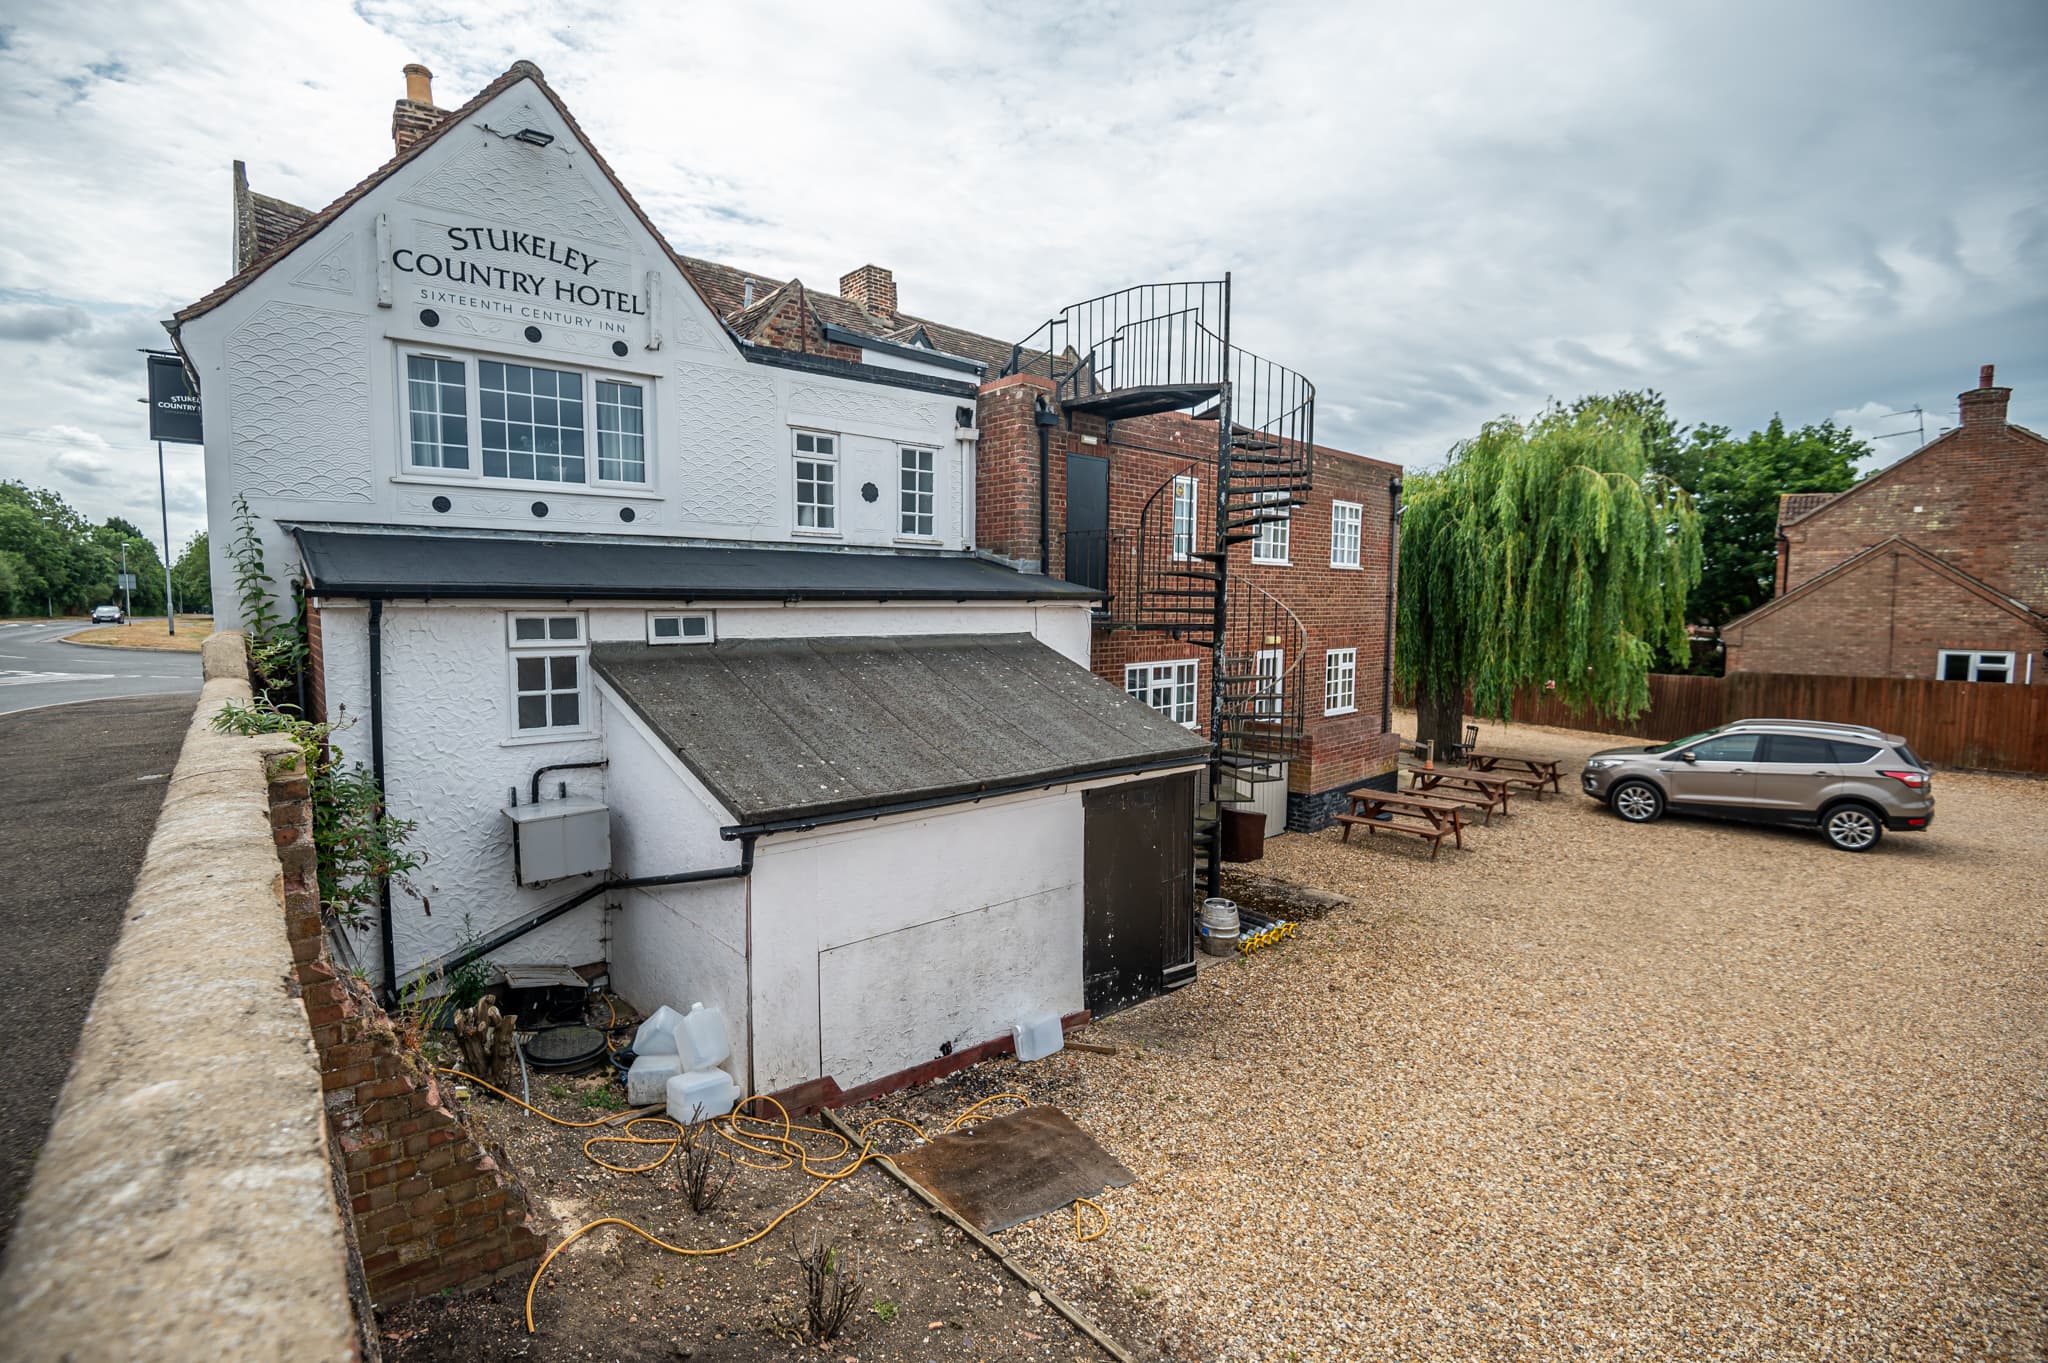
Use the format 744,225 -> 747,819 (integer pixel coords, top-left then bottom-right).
1406,767 -> 1517,823
1335,788 -> 1467,861
1465,751 -> 1565,796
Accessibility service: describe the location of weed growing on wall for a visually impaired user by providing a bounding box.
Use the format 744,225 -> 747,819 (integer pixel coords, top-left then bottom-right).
228,494 -> 307,696
212,698 -> 426,932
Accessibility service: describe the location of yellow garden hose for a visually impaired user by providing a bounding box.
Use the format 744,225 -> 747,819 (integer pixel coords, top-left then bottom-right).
1074,1196 -> 1108,1242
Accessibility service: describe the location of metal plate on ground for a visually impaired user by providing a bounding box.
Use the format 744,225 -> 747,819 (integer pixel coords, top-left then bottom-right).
890,1105 -> 1134,1234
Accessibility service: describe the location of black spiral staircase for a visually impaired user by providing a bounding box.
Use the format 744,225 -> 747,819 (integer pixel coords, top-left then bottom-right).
1006,277 -> 1316,901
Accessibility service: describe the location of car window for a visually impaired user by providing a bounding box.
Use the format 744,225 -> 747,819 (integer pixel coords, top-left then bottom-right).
1685,734 -> 1760,762
1895,744 -> 1925,769
1829,741 -> 1881,764
1761,734 -> 1837,764
1649,728 -> 1722,755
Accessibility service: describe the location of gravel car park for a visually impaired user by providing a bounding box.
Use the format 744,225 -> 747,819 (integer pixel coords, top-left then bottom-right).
861,711 -> 2048,1362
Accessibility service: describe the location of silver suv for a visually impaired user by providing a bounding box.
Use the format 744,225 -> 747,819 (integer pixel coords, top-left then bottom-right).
1580,718 -> 1933,852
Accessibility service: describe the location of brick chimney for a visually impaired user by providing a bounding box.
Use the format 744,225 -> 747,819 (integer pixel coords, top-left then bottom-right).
392,64 -> 444,155
839,264 -> 897,320
1958,362 -> 2011,428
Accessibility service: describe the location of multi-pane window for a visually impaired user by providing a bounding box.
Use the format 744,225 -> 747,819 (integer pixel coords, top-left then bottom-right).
1124,660 -> 1199,728
403,352 -> 647,486
405,356 -> 469,469
507,614 -> 586,735
1171,474 -> 1199,561
899,446 -> 935,537
1252,492 -> 1291,564
595,380 -> 645,483
480,361 -> 586,483
1330,501 -> 1362,569
1324,647 -> 1357,715
795,431 -> 837,531
1254,647 -> 1285,719
1937,649 -> 2014,682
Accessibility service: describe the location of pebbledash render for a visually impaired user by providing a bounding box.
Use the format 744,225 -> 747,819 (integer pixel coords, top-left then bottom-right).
168,62 -> 1395,1103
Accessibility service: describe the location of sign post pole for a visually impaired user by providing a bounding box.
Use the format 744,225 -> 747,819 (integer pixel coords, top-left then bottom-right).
119,543 -> 130,619
157,440 -> 175,636
142,351 -> 203,637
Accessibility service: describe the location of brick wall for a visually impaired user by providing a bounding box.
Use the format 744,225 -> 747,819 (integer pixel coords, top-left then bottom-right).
976,380 -> 1403,824
1724,542 -> 2048,682
1782,382 -> 2048,611
269,751 -> 544,1303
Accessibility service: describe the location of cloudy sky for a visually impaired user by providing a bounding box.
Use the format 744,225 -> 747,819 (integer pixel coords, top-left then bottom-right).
2,0 -> 2042,550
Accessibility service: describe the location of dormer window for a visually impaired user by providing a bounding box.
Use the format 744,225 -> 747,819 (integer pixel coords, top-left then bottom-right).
402,347 -> 650,489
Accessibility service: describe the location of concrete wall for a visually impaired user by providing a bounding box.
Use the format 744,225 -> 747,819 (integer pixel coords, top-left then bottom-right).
0,635 -> 359,1362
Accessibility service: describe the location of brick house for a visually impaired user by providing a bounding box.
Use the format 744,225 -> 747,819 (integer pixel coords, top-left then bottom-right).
1722,367 -> 2048,685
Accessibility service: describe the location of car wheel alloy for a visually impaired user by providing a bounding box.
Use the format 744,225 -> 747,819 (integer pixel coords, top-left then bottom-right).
1612,782 -> 1661,823
1824,805 -> 1881,851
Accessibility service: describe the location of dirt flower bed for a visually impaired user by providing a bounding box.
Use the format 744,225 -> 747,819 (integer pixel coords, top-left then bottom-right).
379,1067 -> 1120,1361
856,713 -> 2048,1361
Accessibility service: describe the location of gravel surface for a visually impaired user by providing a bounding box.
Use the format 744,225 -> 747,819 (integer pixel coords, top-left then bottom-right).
863,712 -> 2048,1361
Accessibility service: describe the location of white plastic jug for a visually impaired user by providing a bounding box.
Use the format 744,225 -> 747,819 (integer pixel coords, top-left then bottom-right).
625,1052 -> 682,1106
633,1004 -> 683,1056
667,1068 -> 741,1122
1012,1011 -> 1064,1062
675,1002 -> 732,1071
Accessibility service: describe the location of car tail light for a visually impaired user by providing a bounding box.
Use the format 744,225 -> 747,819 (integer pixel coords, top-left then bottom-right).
1879,769 -> 1927,790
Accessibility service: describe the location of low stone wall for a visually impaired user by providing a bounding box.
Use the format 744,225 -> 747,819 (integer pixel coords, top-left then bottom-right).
0,634 -> 359,1361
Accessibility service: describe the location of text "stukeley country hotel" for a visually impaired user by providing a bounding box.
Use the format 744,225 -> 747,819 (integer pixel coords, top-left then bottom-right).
393,224 -> 646,313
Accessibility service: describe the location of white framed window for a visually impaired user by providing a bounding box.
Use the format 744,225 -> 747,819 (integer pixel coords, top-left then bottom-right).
507,613 -> 588,735
1124,659 -> 1199,728
401,348 -> 650,488
1254,647 -> 1285,719
1330,501 -> 1362,569
646,611 -> 714,645
1324,647 -> 1357,715
1937,649 -> 2015,683
794,430 -> 838,532
1252,492 -> 1291,564
1170,474 -> 1199,561
899,446 -> 936,538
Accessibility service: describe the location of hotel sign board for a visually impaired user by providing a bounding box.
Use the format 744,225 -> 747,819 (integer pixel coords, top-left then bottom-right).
392,220 -> 645,340
146,354 -> 204,445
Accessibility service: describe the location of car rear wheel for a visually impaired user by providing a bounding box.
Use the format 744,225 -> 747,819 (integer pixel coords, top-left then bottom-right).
1610,780 -> 1663,823
1822,802 -> 1884,852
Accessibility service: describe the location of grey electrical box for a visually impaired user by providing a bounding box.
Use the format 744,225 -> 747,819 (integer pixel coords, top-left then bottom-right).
504,796 -> 611,885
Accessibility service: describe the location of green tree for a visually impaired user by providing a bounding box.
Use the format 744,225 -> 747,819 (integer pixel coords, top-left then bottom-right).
171,531 -> 212,614
1655,417 -> 1864,637
1396,400 -> 1703,748
88,522 -> 165,614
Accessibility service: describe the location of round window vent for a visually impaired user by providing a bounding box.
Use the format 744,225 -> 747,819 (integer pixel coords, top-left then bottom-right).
419,308 -> 440,328
618,506 -> 636,523
430,495 -> 452,513
531,501 -> 549,518
860,481 -> 880,504
524,325 -> 543,343
611,340 -> 630,357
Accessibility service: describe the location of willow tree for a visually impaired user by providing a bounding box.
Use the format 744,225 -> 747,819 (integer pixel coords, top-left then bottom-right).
1396,400 -> 1702,749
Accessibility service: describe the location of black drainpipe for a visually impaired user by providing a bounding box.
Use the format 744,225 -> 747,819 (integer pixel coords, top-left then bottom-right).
1382,477 -> 1402,734
368,597 -> 396,999
1035,395 -> 1059,573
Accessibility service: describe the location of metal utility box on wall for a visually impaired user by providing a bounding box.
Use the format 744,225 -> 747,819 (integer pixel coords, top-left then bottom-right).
504,797 -> 611,885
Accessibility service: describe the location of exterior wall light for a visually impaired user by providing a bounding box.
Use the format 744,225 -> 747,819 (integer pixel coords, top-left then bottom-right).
513,128 -> 555,147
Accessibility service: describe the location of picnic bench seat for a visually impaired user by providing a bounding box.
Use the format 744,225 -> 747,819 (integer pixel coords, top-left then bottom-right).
1406,768 -> 1516,824
1337,788 -> 1468,861
1465,751 -> 1565,796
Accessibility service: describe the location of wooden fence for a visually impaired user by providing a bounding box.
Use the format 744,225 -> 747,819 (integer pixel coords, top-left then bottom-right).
1508,672 -> 2048,774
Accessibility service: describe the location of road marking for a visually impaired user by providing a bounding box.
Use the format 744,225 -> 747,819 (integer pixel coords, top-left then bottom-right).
0,670 -> 119,685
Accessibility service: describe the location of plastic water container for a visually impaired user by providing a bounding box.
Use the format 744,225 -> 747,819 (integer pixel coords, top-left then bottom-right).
625,1052 -> 682,1105
675,1002 -> 732,1071
667,1068 -> 741,1122
1012,1011 -> 1065,1062
633,1004 -> 683,1055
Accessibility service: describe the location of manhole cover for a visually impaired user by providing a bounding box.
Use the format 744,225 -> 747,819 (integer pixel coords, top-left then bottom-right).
522,1024 -> 608,1071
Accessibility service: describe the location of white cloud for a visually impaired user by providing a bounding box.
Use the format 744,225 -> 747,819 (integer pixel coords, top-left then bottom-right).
0,0 -> 2042,549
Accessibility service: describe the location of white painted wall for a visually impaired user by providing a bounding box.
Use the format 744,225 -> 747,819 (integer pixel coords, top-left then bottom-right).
176,72 -> 982,632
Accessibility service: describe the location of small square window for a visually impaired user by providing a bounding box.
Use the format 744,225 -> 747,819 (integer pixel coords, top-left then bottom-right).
646,612 -> 714,645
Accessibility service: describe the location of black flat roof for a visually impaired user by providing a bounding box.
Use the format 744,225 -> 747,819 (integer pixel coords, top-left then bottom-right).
290,525 -> 1098,603
593,634 -> 1210,830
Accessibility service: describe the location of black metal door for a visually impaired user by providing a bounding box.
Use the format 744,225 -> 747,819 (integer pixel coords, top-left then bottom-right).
1082,773 -> 1195,1015
1064,452 -> 1110,591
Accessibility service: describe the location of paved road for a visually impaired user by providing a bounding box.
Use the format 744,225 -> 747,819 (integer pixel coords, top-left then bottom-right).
0,694 -> 194,1248
0,620 -> 202,716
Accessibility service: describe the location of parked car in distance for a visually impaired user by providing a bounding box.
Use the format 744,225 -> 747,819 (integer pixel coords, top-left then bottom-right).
1580,718 -> 1933,852
90,604 -> 124,624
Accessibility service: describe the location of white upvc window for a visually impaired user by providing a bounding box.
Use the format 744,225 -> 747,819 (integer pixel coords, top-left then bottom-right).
506,613 -> 588,736
899,445 -> 936,538
646,611 -> 714,645
794,430 -> 838,532
1170,473 -> 1199,561
1252,492 -> 1290,564
1937,649 -> 2015,683
1124,659 -> 1199,729
1324,647 -> 1357,715
1330,501 -> 1362,569
401,348 -> 649,489
1254,647 -> 1285,719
